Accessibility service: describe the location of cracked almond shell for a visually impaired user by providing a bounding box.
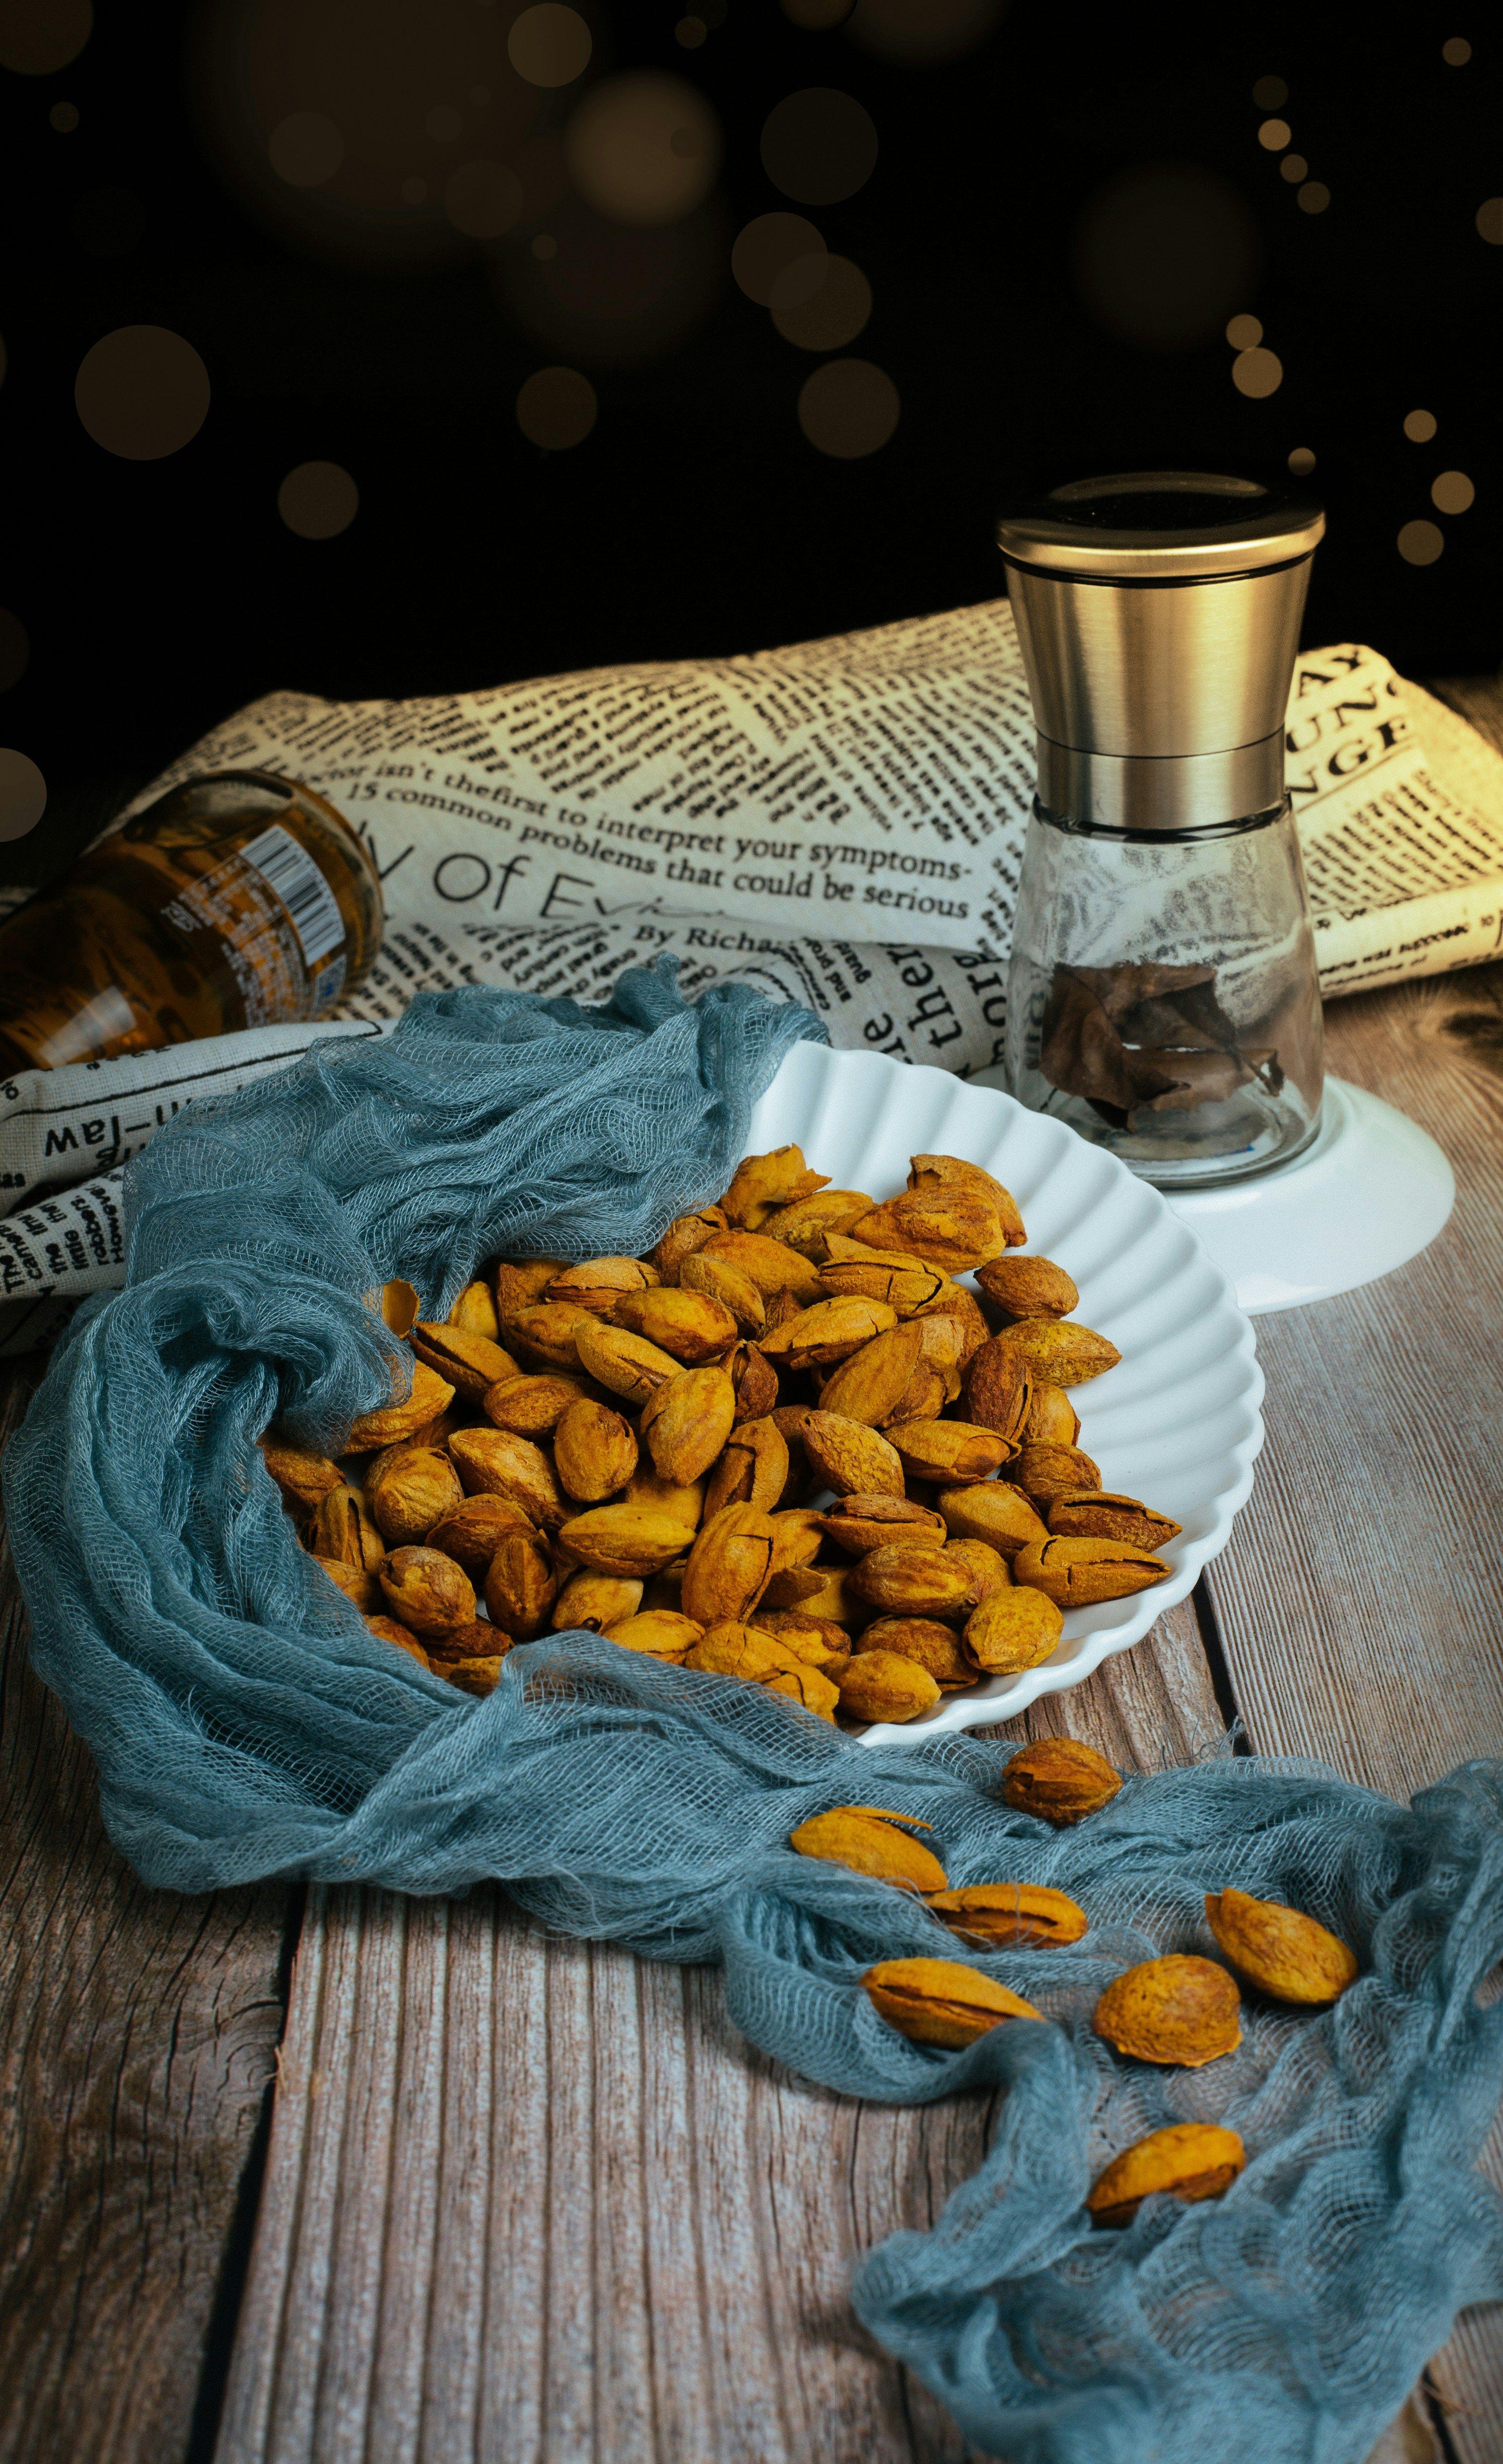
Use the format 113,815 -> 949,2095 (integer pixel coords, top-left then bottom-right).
1087,2123 -> 1246,2227
986,1318 -> 1121,1389
545,1255 -> 659,1316
836,1649 -> 941,1724
815,1324 -> 926,1427
926,1882 -> 1088,1951
365,1446 -> 464,1548
789,1807 -> 948,1892
1002,1737 -> 1121,1824
1092,1955 -> 1242,2068
613,1285 -> 738,1364
703,1415 -> 790,1516
425,1493 -> 539,1576
483,1531 -> 558,1639
649,1205 -> 730,1284
855,1616 -> 977,1689
863,1957 -> 1042,2048
680,1502 -> 781,1625
448,1427 -> 565,1532
346,1360 -> 456,1452
481,1371 -> 594,1438
378,1545 -> 477,1636
936,1482 -> 1049,1559
887,1418 -> 1013,1485
1049,1491 -> 1183,1549
556,1504 -> 698,1578
1204,1887 -> 1358,2005
604,1610 -> 704,1662
1012,1442 -> 1103,1503
974,1256 -> 1079,1320
1013,1536 -> 1168,1606
553,1396 -> 639,1503
551,1570 -> 643,1632
801,1410 -> 906,1499
964,1585 -> 1062,1673
408,1320 -> 520,1401
850,1541 -> 977,1619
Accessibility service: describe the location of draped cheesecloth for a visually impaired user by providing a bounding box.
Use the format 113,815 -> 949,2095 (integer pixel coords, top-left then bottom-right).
5,963 -> 1501,2464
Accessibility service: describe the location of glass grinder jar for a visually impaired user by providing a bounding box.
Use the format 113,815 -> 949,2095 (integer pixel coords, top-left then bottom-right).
997,473 -> 1326,1188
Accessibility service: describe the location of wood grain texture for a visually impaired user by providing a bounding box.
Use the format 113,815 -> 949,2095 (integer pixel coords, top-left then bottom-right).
0,1367 -> 293,2464
214,1610 -> 1224,2464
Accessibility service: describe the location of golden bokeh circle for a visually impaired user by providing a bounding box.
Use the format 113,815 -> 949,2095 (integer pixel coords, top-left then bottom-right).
565,73 -> 721,226
1258,117 -> 1291,151
1431,469 -> 1475,515
1224,312 -> 1262,349
1397,519 -> 1444,566
732,212 -> 825,305
761,89 -> 878,206
445,160 -> 523,238
1251,75 -> 1288,109
517,365 -> 597,449
1403,409 -> 1437,443
676,15 -> 707,43
1231,344 -> 1282,398
1297,182 -> 1330,215
279,461 -> 359,539
1287,446 -> 1315,476
0,749 -> 47,842
75,326 -> 210,461
770,252 -> 871,350
508,4 -> 592,89
797,358 -> 898,458
49,99 -> 79,132
1280,155 -> 1308,184
1442,36 -> 1471,65
0,0 -> 91,74
268,111 -> 345,188
0,611 -> 30,694
1476,199 -> 1503,245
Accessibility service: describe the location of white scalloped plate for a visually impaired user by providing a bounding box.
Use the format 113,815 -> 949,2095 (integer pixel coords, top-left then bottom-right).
743,1041 -> 1264,1745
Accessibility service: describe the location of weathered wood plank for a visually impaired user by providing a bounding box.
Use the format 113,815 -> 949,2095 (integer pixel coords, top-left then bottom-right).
213,1607 -> 1224,2464
0,1367 -> 293,2464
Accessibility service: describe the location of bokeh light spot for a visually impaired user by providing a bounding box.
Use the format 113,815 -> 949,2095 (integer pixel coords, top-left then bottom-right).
49,100 -> 78,132
279,461 -> 359,539
0,0 -> 91,74
1297,182 -> 1330,214
1232,345 -> 1282,398
797,358 -> 898,457
444,159 -> 522,237
0,612 -> 31,693
1432,469 -> 1475,514
1074,165 -> 1261,351
1403,409 -> 1437,443
761,90 -> 877,206
675,15 -> 707,44
73,186 -> 146,255
1257,117 -> 1291,150
1442,36 -> 1471,65
733,211 -> 825,305
531,232 -> 558,258
509,4 -> 592,88
1224,312 -> 1262,349
781,0 -> 853,23
1398,520 -> 1444,566
269,112 -> 345,188
1251,75 -> 1287,109
426,104 -> 462,143
1288,446 -> 1316,476
517,365 -> 597,449
75,327 -> 210,461
1476,198 -> 1503,244
1280,154 -> 1308,183
565,73 -> 721,226
770,251 -> 871,349
846,0 -> 1003,62
0,750 -> 46,842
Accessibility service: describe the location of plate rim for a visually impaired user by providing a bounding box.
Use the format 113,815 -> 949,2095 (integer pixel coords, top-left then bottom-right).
743,1040 -> 1265,1745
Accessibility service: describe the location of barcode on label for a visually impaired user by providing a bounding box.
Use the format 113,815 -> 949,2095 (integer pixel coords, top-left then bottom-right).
242,824 -> 346,967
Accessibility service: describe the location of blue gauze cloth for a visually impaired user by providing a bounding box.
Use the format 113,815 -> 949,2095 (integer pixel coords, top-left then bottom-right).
5,963 -> 1502,2464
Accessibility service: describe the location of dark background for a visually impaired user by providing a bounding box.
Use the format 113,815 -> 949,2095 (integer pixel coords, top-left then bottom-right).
0,0 -> 1498,887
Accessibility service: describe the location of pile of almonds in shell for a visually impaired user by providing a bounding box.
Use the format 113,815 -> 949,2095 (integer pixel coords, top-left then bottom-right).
792,1738 -> 1360,2228
261,1141 -> 1182,1725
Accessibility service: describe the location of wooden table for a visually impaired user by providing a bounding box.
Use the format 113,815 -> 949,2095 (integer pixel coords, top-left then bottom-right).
4,685 -> 1503,2464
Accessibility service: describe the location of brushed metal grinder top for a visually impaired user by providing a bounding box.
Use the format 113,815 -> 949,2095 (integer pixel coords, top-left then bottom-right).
997,472 -> 1326,832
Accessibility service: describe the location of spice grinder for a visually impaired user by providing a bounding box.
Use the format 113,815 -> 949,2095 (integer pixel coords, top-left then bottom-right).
996,472 -> 1327,1189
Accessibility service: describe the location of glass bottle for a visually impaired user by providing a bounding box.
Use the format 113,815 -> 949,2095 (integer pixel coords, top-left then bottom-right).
996,472 -> 1327,1190
0,770 -> 384,1077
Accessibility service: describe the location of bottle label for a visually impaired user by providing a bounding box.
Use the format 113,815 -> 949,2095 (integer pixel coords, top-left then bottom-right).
160,821 -> 349,1027
240,823 -> 346,967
